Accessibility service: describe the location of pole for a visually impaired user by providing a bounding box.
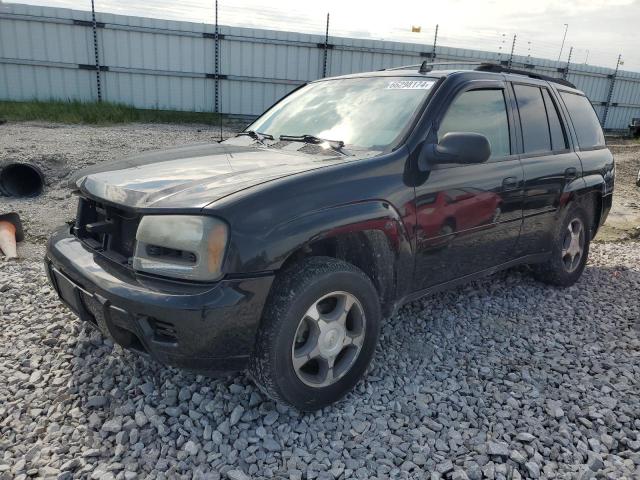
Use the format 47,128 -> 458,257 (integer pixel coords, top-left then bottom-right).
563,46 -> 573,80
90,0 -> 102,102
602,54 -> 622,129
215,0 -> 222,141
557,23 -> 568,62
432,24 -> 439,60
584,49 -> 589,64
214,0 -> 219,114
508,34 -> 516,69
322,13 -> 330,77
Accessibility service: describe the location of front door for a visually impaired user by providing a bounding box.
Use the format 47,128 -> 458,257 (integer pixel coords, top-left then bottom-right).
412,83 -> 524,291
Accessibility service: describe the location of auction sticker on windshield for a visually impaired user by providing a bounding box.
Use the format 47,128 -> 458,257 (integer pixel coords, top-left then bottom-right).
386,80 -> 435,90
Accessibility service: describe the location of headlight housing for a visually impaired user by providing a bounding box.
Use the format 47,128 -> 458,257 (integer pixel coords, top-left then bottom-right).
133,215 -> 228,282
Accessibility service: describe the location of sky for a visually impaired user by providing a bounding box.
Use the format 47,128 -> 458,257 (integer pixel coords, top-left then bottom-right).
12,0 -> 640,72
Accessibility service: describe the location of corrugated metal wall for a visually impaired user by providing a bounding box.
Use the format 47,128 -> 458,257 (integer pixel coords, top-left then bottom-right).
1,3 -> 640,130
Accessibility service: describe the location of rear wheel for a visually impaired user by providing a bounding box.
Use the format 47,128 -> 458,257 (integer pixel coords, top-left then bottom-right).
249,257 -> 381,411
532,204 -> 591,287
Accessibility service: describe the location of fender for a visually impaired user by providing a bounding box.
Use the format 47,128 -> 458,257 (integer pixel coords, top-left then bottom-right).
578,174 -> 613,231
575,148 -> 615,229
581,174 -> 607,194
226,201 -> 415,310
560,174 -> 611,234
560,172 -> 609,207
558,176 -> 587,208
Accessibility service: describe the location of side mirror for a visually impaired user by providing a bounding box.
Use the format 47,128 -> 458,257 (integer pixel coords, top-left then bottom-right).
419,132 -> 491,170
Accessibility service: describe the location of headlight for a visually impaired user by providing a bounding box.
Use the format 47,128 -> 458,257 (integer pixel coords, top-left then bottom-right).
133,215 -> 228,282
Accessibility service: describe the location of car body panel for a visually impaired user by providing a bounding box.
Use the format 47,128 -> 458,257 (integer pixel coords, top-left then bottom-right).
411,160 -> 524,289
78,142 -> 347,209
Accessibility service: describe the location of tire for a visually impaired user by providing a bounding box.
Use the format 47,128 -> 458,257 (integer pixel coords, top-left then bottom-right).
249,257 -> 381,411
532,203 -> 591,287
439,219 -> 456,236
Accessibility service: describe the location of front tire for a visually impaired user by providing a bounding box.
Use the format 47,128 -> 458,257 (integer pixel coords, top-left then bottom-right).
249,257 -> 381,411
532,204 -> 591,287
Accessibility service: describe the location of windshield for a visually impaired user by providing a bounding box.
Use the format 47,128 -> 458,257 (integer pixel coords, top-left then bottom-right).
247,77 -> 436,150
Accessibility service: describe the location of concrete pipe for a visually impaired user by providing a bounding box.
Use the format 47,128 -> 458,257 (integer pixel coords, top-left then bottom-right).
0,163 -> 45,197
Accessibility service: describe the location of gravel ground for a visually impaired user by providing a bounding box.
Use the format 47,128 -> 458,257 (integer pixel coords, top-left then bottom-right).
1,123 -> 640,479
598,144 -> 640,241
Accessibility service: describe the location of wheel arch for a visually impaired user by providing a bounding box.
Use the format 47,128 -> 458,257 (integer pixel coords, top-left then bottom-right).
561,175 -> 608,238
272,201 -> 414,316
442,216 -> 456,229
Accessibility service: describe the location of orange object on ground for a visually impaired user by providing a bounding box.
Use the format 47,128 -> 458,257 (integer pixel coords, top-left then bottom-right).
0,212 -> 23,259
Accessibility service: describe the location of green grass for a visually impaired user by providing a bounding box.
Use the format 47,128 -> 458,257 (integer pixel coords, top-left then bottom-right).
0,100 -> 222,125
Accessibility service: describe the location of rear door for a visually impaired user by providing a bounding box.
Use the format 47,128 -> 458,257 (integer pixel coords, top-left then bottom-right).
512,82 -> 582,255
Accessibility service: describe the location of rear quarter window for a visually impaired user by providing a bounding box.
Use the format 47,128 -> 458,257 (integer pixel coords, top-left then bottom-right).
559,92 -> 605,149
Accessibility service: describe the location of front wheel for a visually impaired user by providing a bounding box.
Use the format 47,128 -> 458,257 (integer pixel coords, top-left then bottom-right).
249,257 -> 381,411
532,204 -> 591,287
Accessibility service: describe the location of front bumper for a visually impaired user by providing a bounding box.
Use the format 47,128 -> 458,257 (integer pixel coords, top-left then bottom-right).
45,226 -> 274,373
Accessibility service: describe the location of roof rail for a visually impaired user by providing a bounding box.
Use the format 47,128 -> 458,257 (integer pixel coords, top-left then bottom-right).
384,61 -> 577,88
474,63 -> 576,88
385,60 -> 483,73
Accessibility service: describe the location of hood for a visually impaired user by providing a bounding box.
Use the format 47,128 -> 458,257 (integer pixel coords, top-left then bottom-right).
78,142 -> 346,209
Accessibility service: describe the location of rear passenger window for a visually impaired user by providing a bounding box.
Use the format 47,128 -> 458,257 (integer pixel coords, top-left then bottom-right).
541,89 -> 567,151
438,89 -> 511,158
560,92 -> 606,149
513,85 -> 551,154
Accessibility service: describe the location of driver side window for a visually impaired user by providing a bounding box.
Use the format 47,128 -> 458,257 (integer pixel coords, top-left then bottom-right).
438,89 -> 511,159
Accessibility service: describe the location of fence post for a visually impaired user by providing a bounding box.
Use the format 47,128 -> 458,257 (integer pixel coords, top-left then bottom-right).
507,34 -> 516,68
214,0 -> 220,114
431,24 -> 438,60
90,0 -> 102,102
563,46 -> 573,80
601,54 -> 622,129
322,13 -> 330,78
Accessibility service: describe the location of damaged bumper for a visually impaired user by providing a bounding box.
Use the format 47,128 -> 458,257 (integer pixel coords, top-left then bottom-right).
45,226 -> 273,374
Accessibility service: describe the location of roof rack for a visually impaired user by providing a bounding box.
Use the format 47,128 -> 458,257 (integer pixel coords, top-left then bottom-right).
385,61 -> 483,72
384,60 -> 577,89
474,63 -> 576,88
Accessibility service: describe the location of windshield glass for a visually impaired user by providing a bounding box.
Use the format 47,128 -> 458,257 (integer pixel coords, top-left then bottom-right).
247,77 -> 436,150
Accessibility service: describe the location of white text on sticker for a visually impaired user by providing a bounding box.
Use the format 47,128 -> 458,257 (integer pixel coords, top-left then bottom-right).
386,80 -> 435,90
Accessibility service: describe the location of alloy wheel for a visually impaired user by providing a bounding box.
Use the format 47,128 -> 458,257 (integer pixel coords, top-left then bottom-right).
561,218 -> 585,273
291,291 -> 366,388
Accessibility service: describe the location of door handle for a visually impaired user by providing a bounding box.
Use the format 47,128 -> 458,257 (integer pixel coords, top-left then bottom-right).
565,167 -> 578,179
502,177 -> 518,190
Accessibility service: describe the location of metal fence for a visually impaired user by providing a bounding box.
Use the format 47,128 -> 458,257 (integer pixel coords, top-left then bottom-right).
1,2 -> 640,130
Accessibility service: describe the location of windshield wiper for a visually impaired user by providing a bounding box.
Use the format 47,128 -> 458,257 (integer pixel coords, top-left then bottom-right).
279,134 -> 348,156
236,130 -> 274,145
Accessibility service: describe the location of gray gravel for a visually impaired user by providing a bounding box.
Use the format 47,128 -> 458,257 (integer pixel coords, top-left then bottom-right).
1,123 -> 640,479
1,241 -> 639,479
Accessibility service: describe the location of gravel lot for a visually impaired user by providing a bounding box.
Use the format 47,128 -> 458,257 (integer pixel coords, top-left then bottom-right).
599,143 -> 640,241
1,123 -> 639,480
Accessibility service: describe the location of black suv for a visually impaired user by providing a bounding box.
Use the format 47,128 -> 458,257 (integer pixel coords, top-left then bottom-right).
46,63 -> 614,410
